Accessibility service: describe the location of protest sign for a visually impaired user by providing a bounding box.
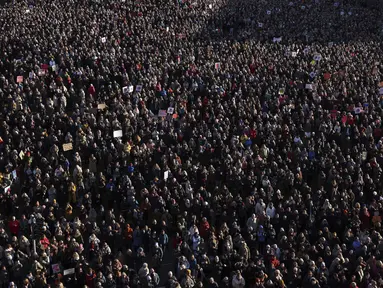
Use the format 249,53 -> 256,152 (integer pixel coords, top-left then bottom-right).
305,84 -> 313,90
128,85 -> 134,93
52,264 -> 60,274
101,37 -> 106,43
291,51 -> 297,57
38,69 -> 46,76
4,186 -> 10,194
97,104 -> 106,110
64,268 -> 75,276
158,110 -> 167,117
313,54 -> 322,61
63,143 -> 73,151
354,107 -> 363,114
113,130 -> 123,138
164,171 -> 169,180
122,86 -> 128,94
278,88 -> 285,95
19,151 -> 25,159
136,85 -> 143,92
214,63 -> 221,70
209,4 -> 212,8
17,76 -> 23,83
309,72 -> 316,79
273,37 -> 282,43
167,107 -> 175,114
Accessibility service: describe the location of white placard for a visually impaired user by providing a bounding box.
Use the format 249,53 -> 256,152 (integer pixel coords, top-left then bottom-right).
64,268 -> 75,276
128,85 -> 134,93
164,171 -> 169,180
167,107 -> 175,114
273,37 -> 282,43
305,84 -> 313,90
113,130 -> 123,138
122,86 -> 128,94
292,52 -> 297,57
101,37 -> 106,43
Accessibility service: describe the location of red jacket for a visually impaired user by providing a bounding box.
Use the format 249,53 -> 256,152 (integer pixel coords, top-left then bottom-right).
8,220 -> 19,235
86,272 -> 96,288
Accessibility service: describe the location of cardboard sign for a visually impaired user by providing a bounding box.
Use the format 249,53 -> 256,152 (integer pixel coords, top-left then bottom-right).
17,76 -> 23,83
52,264 -> 60,274
63,143 -> 73,151
167,107 -> 175,114
273,37 -> 282,43
101,37 -> 106,43
64,268 -> 75,276
215,63 -> 221,70
97,104 -> 106,110
136,85 -> 143,92
158,110 -> 167,117
113,130 -> 123,138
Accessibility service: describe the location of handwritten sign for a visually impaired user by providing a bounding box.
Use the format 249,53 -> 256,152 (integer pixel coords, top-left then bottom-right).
64,268 -> 75,276
62,143 -> 73,152
113,130 -> 123,138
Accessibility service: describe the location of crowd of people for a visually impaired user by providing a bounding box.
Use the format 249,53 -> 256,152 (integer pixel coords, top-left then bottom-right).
0,0 -> 382,287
